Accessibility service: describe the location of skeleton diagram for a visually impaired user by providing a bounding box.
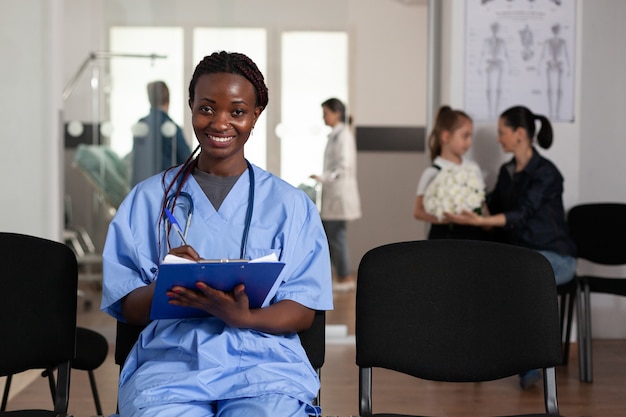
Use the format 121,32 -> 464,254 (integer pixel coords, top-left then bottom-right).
479,22 -> 510,119
537,23 -> 570,120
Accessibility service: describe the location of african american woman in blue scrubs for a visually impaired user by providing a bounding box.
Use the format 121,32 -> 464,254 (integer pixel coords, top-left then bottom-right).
101,51 -> 333,417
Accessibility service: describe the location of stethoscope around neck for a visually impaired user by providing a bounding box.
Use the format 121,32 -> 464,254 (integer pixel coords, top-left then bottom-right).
164,160 -> 255,259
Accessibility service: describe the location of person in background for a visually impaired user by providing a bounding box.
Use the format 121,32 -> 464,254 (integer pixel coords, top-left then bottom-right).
131,80 -> 192,186
446,105 -> 576,390
310,97 -> 361,292
413,105 -> 486,240
102,51 -> 332,416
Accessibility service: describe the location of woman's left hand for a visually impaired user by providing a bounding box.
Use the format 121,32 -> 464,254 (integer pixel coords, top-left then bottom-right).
166,283 -> 252,327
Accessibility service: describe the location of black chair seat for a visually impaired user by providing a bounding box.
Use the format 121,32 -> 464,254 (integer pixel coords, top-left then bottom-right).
73,327 -> 109,371
583,276 -> 626,296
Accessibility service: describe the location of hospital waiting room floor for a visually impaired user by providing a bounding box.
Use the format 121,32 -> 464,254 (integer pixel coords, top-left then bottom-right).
2,284 -> 625,417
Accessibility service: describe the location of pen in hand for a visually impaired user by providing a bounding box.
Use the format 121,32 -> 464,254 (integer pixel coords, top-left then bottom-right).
164,208 -> 188,246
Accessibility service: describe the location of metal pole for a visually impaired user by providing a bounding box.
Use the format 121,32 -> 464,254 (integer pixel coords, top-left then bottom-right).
62,51 -> 167,102
427,0 -> 442,135
425,0 -> 443,238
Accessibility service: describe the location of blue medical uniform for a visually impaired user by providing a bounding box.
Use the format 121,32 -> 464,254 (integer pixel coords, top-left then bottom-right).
101,163 -> 333,417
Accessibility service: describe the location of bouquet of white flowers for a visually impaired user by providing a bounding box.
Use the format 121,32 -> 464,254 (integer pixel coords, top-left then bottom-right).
423,164 -> 485,221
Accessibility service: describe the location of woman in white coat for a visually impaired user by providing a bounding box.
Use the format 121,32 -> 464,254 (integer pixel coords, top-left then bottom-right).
311,98 -> 361,291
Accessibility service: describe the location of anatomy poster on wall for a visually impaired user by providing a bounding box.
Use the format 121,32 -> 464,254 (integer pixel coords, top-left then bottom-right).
465,0 -> 576,122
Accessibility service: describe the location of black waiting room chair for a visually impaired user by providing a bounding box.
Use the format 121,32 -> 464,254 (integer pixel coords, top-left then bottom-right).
0,232 -> 77,417
355,239 -> 562,417
567,202 -> 626,383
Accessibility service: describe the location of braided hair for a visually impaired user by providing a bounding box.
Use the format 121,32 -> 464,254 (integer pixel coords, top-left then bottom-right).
157,51 -> 269,260
189,51 -> 268,109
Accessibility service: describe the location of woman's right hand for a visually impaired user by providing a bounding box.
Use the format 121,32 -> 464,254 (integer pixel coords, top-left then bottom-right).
168,245 -> 202,262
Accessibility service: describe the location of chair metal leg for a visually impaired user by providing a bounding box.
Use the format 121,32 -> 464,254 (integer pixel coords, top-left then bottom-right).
88,370 -> 103,416
311,368 -> 321,407
576,281 -> 586,381
543,366 -> 559,415
557,284 -> 576,366
1,374 -> 12,412
4,369 -> 64,411
558,292 -> 566,340
585,283 -> 593,382
562,289 -> 575,365
44,368 -> 57,404
577,281 -> 593,382
359,367 -> 373,417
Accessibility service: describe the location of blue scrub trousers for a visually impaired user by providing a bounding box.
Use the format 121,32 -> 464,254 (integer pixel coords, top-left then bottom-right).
119,394 -> 320,417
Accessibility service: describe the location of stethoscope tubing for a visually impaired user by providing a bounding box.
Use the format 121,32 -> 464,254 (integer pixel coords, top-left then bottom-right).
165,160 -> 254,259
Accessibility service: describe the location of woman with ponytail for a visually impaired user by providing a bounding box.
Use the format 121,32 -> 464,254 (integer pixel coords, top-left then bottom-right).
449,105 -> 576,284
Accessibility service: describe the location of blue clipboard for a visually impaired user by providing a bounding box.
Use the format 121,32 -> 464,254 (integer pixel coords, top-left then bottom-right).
150,261 -> 285,320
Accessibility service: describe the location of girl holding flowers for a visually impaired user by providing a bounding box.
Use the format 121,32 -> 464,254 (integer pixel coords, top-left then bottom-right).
413,105 -> 486,240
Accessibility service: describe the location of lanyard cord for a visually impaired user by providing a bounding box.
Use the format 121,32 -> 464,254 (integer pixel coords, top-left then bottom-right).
241,160 -> 254,259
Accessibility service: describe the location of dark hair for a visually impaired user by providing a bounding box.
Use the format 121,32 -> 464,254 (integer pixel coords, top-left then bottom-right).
500,105 -> 553,149
157,51 -> 269,260
427,105 -> 473,161
188,51 -> 268,109
322,97 -> 352,125
147,81 -> 169,108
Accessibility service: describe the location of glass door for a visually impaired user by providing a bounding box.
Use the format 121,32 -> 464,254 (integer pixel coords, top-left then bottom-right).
279,31 -> 348,187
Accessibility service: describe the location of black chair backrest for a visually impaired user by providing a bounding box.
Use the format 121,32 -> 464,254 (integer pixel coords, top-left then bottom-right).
356,239 -> 562,382
0,232 -> 77,416
116,310 -> 325,370
0,232 -> 78,376
567,203 -> 626,265
115,321 -> 145,367
298,309 -> 326,370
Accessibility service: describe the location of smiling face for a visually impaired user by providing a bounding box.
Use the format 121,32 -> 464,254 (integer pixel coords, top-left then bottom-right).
189,72 -> 263,176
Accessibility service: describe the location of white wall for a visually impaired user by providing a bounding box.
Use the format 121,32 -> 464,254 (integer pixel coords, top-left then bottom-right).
0,0 -> 64,241
347,1 -> 430,267
578,1 -> 626,204
576,0 -> 626,337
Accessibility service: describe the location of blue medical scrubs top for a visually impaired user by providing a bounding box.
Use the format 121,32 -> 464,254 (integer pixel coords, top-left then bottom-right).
101,163 -> 333,413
